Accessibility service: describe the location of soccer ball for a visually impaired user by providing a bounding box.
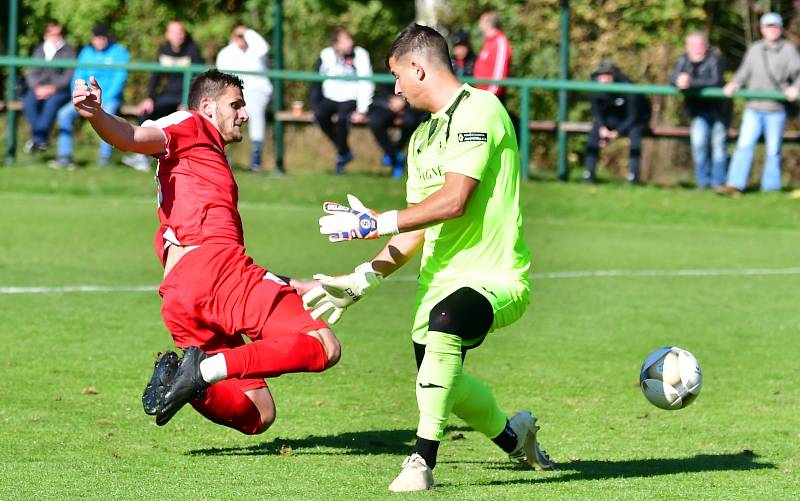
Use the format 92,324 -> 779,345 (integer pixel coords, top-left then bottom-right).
639,346 -> 702,410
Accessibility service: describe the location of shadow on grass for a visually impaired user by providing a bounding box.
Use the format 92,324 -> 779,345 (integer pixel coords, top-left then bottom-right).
187,426 -> 471,457
475,450 -> 774,485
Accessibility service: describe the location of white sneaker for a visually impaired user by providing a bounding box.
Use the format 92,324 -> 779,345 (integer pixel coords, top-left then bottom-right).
122,153 -> 151,172
508,410 -> 556,470
388,453 -> 434,492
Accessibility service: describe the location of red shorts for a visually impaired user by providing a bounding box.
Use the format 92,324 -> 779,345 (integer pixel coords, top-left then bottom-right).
159,244 -> 328,390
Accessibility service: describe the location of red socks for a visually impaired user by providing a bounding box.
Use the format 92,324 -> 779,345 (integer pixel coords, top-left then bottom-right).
191,379 -> 264,435
223,331 -> 328,379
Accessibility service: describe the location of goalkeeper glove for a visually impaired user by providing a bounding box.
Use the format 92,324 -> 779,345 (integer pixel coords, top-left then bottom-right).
302,262 -> 383,324
319,194 -> 399,242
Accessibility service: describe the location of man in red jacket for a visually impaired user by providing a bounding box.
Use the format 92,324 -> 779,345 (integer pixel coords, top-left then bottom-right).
474,11 -> 512,100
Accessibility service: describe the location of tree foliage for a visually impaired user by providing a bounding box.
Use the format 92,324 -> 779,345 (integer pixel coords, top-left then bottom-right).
7,0 -> 800,178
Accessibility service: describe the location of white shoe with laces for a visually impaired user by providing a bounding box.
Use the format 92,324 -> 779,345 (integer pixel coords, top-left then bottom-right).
508,410 -> 556,470
388,453 -> 434,492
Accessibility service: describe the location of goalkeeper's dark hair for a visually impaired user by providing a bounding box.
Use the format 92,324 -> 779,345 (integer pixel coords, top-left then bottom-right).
385,24 -> 453,73
187,69 -> 244,110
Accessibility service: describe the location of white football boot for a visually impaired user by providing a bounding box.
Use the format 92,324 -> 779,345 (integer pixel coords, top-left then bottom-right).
508,410 -> 556,470
388,453 -> 435,492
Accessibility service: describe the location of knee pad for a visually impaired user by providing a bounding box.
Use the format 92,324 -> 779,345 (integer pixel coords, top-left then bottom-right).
428,287 -> 494,341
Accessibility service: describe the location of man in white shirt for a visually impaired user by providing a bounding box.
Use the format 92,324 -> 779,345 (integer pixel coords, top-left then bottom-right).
216,25 -> 273,171
310,27 -> 374,174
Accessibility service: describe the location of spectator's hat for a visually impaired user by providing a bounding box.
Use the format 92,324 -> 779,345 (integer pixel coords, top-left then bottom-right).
92,22 -> 110,37
452,31 -> 471,48
760,12 -> 783,27
593,59 -> 616,76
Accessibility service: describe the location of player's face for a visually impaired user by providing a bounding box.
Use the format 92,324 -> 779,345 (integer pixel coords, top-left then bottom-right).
389,55 -> 422,109
213,86 -> 248,143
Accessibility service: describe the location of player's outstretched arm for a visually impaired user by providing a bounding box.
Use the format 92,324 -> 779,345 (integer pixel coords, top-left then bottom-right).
318,174 -> 478,242
72,76 -> 166,155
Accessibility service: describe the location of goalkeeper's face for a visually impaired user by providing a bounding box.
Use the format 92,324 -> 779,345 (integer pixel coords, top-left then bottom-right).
210,86 -> 249,144
388,55 -> 421,109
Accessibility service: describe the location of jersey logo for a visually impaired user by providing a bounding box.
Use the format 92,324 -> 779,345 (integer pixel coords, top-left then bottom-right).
458,132 -> 487,142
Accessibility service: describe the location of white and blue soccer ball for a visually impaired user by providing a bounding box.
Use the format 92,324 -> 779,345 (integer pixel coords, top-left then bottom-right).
639,346 -> 702,410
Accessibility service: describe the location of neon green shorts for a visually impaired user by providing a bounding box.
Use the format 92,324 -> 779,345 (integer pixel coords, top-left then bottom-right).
410,278 -> 531,346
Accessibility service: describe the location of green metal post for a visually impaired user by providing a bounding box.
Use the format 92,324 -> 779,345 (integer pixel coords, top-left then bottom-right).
181,68 -> 192,108
556,0 -> 570,180
272,0 -> 285,174
5,0 -> 19,164
519,86 -> 530,179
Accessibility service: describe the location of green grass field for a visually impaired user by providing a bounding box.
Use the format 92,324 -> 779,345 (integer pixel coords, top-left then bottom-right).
1,163 -> 799,500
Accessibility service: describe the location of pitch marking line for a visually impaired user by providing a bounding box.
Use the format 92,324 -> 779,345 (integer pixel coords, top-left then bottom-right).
3,267 -> 800,294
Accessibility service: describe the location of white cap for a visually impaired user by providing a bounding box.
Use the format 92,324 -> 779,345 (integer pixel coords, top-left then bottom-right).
760,12 -> 783,27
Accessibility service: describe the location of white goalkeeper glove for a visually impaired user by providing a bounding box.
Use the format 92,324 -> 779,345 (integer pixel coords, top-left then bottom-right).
301,262 -> 384,324
319,194 -> 399,242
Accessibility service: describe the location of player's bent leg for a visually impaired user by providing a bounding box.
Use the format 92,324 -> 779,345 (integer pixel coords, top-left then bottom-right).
245,387 -> 277,433
305,328 -> 341,369
189,379 -> 274,435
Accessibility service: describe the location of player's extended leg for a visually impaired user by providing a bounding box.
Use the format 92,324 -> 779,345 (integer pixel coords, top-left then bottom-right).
156,261 -> 340,427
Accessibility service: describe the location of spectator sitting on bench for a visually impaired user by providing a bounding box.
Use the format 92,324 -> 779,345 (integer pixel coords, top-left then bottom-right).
583,60 -> 651,184
122,20 -> 203,172
52,22 -> 129,169
310,27 -> 374,174
367,84 -> 427,179
22,20 -> 75,154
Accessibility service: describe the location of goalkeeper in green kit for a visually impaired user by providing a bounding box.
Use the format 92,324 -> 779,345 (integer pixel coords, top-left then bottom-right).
303,24 -> 555,492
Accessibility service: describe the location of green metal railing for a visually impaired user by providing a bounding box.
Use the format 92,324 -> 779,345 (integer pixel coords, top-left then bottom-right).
1,55 -> 790,176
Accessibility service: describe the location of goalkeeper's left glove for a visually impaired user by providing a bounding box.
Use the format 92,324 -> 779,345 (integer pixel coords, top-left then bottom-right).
301,262 -> 384,324
319,194 -> 399,242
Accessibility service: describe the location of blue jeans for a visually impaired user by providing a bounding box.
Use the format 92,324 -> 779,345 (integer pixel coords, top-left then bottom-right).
726,108 -> 786,191
23,89 -> 71,144
690,113 -> 728,188
57,98 -> 121,162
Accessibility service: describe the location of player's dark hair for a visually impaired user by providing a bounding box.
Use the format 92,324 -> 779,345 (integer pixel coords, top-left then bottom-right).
385,23 -> 453,73
187,69 -> 244,110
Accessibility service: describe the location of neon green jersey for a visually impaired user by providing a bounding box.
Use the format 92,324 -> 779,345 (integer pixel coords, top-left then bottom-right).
406,84 -> 531,287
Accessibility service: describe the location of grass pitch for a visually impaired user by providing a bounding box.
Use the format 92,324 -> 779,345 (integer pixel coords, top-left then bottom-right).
1,163 -> 798,500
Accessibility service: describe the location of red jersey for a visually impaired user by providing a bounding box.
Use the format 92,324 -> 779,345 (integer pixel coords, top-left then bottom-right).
474,30 -> 512,97
144,111 -> 244,265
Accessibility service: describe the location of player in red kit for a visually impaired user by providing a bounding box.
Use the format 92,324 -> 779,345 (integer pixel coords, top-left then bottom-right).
474,11 -> 512,99
71,70 -> 341,434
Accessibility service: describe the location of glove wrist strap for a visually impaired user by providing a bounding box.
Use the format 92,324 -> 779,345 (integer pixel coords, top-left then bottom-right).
377,210 -> 399,236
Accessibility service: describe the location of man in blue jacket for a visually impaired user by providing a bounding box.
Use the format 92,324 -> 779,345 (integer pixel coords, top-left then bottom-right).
52,22 -> 129,169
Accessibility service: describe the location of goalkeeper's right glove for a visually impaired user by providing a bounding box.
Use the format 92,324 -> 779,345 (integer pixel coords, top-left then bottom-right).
301,262 -> 383,325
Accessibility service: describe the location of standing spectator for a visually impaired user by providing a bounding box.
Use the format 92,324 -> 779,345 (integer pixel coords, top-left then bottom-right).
216,25 -> 272,172
123,21 -> 203,171
310,27 -> 374,174
450,31 -> 476,79
583,60 -> 652,184
670,32 -> 731,189
22,21 -> 75,153
717,12 -> 800,196
367,85 -> 427,179
52,22 -> 128,169
474,11 -> 511,99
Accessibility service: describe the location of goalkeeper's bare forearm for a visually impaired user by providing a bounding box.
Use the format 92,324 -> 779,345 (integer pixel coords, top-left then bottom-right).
370,228 -> 425,277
